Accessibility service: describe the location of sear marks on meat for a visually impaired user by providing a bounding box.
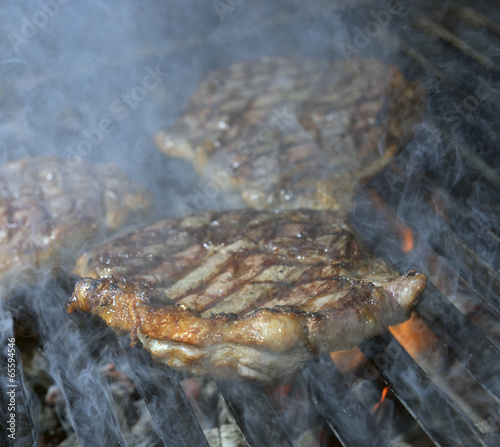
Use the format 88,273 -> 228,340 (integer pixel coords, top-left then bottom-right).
0,155 -> 152,295
69,209 -> 426,380
154,57 -> 425,211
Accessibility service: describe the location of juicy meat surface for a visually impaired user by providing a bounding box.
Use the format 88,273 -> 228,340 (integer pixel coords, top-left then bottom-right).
69,209 -> 426,380
154,57 -> 425,211
0,155 -> 152,295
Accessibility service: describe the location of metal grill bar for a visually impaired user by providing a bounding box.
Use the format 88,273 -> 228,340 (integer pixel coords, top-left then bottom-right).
33,288 -> 127,447
413,181 -> 500,270
451,137 -> 500,190
415,16 -> 499,72
418,176 -> 500,260
416,283 -> 500,403
451,5 -> 500,36
360,333 -> 486,446
368,174 -> 500,315
300,354 -> 392,447
376,28 -> 448,80
125,346 -> 210,447
351,190 -> 500,401
216,380 -> 294,447
43,325 -> 127,446
0,318 -> 34,447
391,5 -> 500,168
64,275 -> 208,446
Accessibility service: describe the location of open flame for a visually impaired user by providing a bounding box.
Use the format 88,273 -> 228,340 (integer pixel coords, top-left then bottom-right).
366,189 -> 415,253
330,348 -> 365,373
400,227 -> 414,253
371,386 -> 389,415
390,313 -> 438,360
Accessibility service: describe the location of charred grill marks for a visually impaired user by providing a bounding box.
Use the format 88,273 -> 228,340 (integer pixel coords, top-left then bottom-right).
0,156 -> 152,295
69,209 -> 426,380
155,57 -> 425,211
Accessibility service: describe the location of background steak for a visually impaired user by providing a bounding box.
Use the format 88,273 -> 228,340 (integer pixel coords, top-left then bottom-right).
0,155 -> 151,295
154,57 -> 425,211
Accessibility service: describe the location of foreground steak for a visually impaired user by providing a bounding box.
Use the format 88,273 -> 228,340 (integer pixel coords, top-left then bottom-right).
154,57 -> 425,211
0,155 -> 151,294
69,209 -> 426,380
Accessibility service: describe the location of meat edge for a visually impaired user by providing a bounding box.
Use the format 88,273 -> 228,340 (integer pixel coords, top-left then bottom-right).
67,271 -> 426,380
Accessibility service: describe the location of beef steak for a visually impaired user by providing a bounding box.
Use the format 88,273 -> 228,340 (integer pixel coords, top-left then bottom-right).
0,155 -> 151,295
154,57 -> 425,211
69,209 -> 426,380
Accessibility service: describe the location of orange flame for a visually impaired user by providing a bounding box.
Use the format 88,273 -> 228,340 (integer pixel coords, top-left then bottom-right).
368,189 -> 415,253
330,348 -> 365,373
401,227 -> 414,253
390,313 -> 438,359
371,386 -> 389,414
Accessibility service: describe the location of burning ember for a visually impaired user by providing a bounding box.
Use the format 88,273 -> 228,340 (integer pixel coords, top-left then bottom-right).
400,228 -> 414,253
371,386 -> 389,416
390,313 -> 438,360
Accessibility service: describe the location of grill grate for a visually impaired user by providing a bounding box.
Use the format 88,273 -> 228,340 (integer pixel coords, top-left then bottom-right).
215,380 -> 294,447
359,334 -> 486,446
416,284 -> 500,403
0,310 -> 34,447
123,347 -> 209,447
3,1 -> 500,446
352,189 -> 500,404
300,354 -> 392,447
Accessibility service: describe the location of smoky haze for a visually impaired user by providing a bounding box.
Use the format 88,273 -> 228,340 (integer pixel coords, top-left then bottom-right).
1,0 -> 381,218
2,1 -> 217,218
0,2 -> 373,444
2,0 -> 500,445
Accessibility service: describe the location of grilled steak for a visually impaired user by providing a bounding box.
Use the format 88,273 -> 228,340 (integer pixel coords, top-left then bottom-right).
154,57 -> 425,211
69,209 -> 426,380
0,155 -> 151,295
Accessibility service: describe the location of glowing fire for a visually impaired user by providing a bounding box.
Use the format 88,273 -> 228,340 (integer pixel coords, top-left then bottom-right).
329,314 -> 438,379
368,189 -> 416,253
330,348 -> 365,373
400,227 -> 414,253
390,313 -> 438,359
371,386 -> 389,414
330,189 -> 438,382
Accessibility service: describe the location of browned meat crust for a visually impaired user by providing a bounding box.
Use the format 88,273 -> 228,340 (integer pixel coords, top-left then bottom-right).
0,155 -> 152,295
69,209 -> 426,380
154,57 -> 425,211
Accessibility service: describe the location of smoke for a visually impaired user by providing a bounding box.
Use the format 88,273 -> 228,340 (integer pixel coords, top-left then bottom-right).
0,1 -> 354,443
12,284 -> 126,446
1,1 -> 216,218
1,0 -> 499,444
1,0 -> 377,220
